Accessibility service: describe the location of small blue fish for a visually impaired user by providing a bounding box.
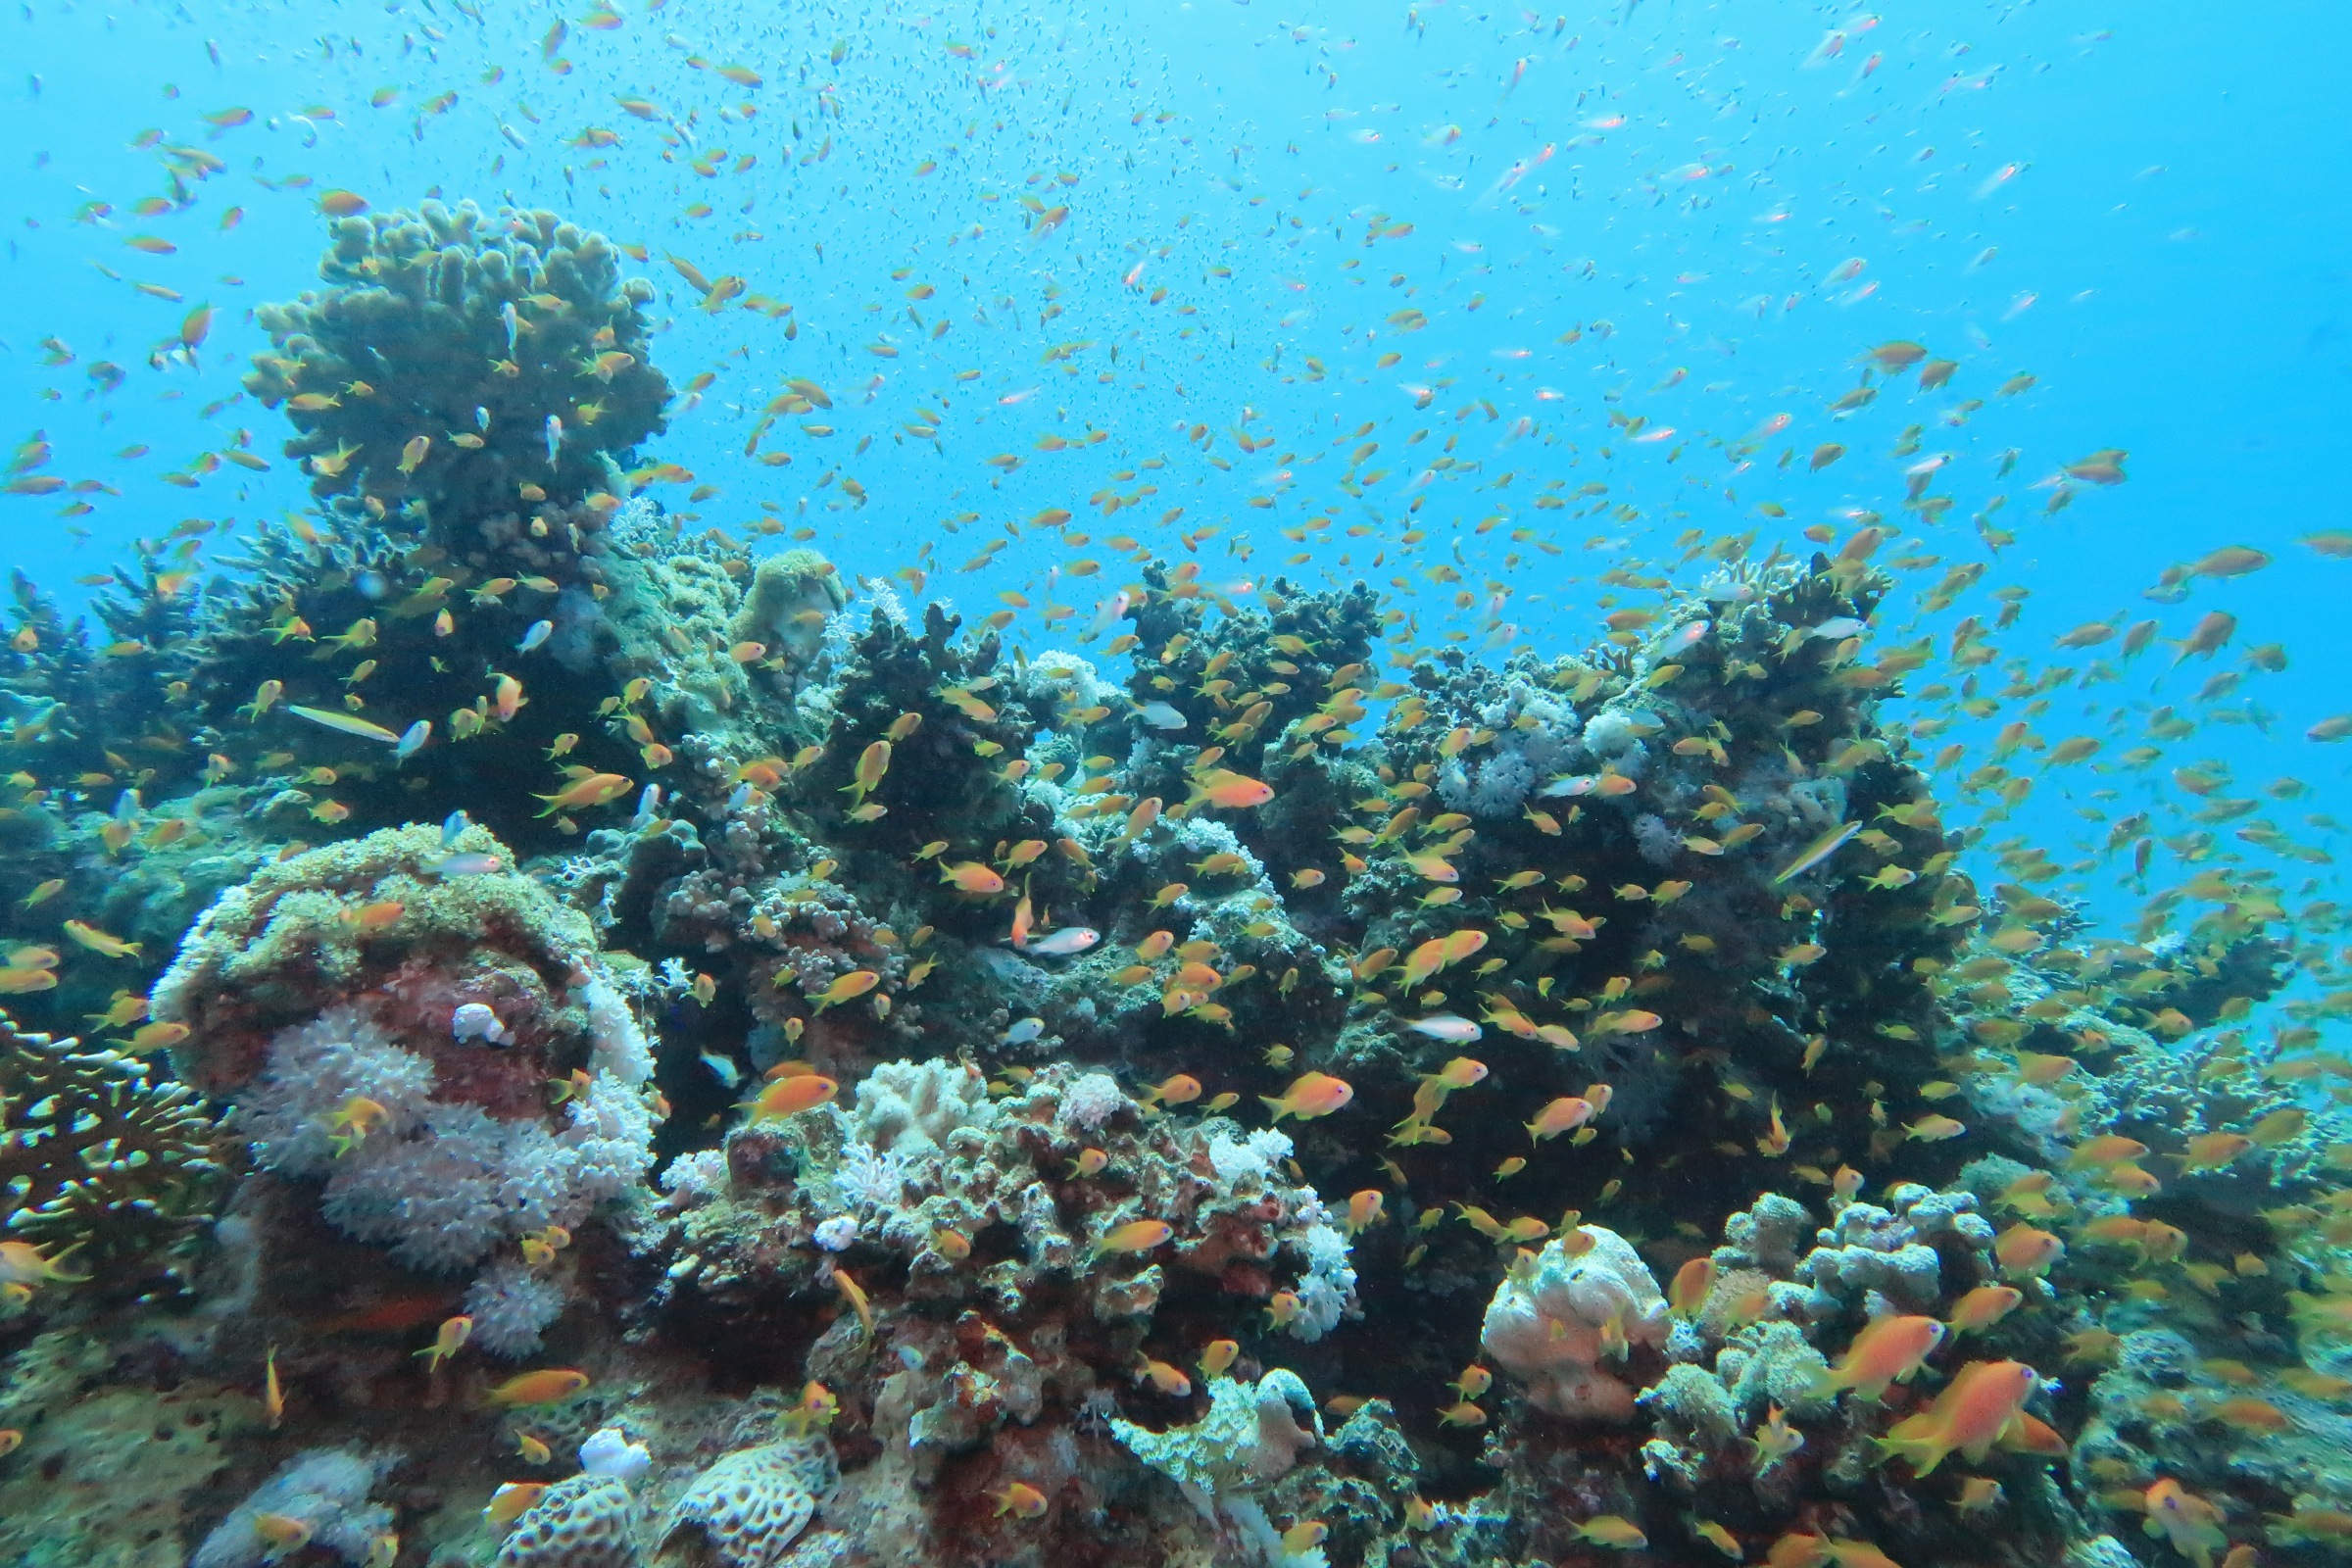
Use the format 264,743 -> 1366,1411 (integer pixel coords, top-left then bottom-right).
630,784 -> 663,830
517,620 -> 554,654
544,415 -> 563,466
425,852 -> 504,877
395,720 -> 430,764
441,809 -> 470,847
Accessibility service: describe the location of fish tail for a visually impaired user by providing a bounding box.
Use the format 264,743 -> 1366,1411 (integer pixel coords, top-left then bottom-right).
1258,1097 -> 1291,1122
1872,1428 -> 1948,1476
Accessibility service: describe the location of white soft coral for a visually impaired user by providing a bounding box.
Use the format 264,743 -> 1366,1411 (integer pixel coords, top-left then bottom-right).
1481,1226 -> 1668,1421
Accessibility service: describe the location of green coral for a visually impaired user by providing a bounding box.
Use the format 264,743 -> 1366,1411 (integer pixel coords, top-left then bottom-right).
0,1011 -> 222,1290
244,200 -> 669,525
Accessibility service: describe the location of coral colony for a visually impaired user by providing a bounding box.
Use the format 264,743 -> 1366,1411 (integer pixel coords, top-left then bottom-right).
0,205 -> 2342,1568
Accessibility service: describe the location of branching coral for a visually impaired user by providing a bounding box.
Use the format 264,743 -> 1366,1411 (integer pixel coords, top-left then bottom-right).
0,1009 -> 222,1291
244,201 -> 669,525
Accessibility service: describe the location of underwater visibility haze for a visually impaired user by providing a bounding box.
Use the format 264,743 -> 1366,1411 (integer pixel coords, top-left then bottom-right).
0,0 -> 2349,1565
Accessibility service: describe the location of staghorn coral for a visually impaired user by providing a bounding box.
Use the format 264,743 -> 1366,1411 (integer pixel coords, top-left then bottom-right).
244,201 -> 669,524
0,1009 -> 222,1291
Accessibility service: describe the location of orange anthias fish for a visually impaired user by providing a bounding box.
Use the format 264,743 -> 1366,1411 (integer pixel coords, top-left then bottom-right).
1094,1219 -> 1174,1256
1811,1314 -> 1946,1401
483,1369 -> 592,1407
1186,769 -> 1274,809
809,971 -> 880,1012
1875,1359 -> 2062,1476
1259,1071 -> 1353,1122
749,1074 -> 840,1119
1944,1285 -> 2025,1336
2140,1478 -> 2228,1568
533,772 -> 632,816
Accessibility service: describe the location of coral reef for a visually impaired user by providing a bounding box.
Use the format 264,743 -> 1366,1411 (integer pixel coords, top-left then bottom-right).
2,193 -> 2342,1568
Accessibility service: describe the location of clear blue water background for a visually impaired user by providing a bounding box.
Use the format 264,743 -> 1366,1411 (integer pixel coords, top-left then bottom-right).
2,0 -> 2347,929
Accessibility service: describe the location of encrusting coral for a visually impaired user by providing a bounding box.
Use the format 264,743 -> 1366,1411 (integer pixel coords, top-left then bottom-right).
1,195 -> 2343,1568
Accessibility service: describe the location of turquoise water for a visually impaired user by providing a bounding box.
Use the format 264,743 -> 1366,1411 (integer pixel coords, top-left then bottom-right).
2,2 -> 2351,1565
5,2 -> 2348,913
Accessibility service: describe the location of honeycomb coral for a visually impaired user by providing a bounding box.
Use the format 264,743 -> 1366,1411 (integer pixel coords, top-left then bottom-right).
657,1436 -> 835,1568
495,1472 -> 643,1568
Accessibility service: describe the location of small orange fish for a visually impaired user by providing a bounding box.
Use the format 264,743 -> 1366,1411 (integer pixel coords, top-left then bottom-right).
1875,1359 -> 2059,1476
1095,1219 -> 1173,1256
992,1482 -> 1049,1519
1812,1314 -> 1946,1402
749,1074 -> 839,1119
939,860 -> 1005,895
1134,1355 -> 1191,1396
533,772 -> 632,816
1260,1071 -> 1353,1122
1200,1340 -> 1241,1377
1187,770 -> 1274,809
483,1369 -> 592,1408
1141,1073 -> 1202,1106
338,899 -> 405,933
809,970 -> 879,1012
415,1314 -> 472,1372
483,1481 -> 551,1527
1669,1256 -> 1715,1318
1994,1223 -> 2065,1279
1527,1096 -> 1596,1142
1945,1285 -> 2024,1336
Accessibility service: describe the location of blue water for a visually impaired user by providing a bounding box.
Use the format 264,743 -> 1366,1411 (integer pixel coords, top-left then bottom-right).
3,0 -> 2348,917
